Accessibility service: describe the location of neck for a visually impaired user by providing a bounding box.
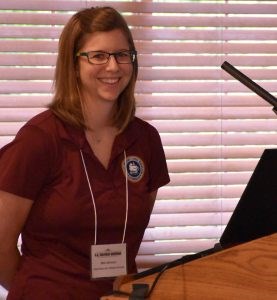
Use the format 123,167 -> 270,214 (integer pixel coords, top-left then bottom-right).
81,97 -> 116,131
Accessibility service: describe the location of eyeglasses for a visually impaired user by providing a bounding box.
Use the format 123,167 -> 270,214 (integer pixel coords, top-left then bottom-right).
76,50 -> 137,65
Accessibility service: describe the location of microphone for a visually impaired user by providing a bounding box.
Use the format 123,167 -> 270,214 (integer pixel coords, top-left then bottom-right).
221,61 -> 277,114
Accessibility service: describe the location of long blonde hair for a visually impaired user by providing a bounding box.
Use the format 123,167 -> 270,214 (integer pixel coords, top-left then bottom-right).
49,7 -> 138,131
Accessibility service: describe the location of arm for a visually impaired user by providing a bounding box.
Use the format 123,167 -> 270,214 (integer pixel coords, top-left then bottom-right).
0,190 -> 33,290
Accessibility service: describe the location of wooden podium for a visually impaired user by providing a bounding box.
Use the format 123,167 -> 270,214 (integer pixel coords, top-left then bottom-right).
101,233 -> 277,299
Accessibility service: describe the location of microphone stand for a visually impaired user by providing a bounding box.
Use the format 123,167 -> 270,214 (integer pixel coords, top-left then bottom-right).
221,61 -> 277,115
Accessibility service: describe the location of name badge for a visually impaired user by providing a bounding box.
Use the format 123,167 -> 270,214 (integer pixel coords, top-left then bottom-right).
90,243 -> 127,279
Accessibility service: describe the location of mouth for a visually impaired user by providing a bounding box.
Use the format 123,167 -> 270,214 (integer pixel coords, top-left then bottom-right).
99,78 -> 120,85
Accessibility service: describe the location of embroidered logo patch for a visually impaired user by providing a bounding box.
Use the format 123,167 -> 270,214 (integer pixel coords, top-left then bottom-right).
123,156 -> 145,182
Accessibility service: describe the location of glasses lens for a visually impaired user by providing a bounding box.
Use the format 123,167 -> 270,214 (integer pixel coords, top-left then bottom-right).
115,51 -> 134,64
88,52 -> 109,64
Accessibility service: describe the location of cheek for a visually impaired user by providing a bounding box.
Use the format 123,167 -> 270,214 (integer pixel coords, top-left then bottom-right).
78,61 -> 96,80
79,68 -> 97,85
124,66 -> 134,83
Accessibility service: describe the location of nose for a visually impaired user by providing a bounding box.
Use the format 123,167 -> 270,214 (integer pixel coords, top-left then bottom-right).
106,55 -> 120,71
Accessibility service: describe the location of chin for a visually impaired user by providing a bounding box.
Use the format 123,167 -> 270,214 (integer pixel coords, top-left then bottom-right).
100,96 -> 119,103
100,92 -> 122,102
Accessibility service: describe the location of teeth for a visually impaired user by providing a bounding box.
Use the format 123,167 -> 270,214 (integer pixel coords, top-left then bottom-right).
100,78 -> 119,84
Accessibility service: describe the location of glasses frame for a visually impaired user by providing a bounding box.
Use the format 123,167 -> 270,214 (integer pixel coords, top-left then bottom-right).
76,50 -> 137,65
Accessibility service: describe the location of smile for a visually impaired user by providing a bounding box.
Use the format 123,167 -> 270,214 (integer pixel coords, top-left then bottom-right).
99,78 -> 120,84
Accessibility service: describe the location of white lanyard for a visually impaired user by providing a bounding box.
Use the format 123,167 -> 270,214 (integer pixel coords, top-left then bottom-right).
79,149 -> 129,245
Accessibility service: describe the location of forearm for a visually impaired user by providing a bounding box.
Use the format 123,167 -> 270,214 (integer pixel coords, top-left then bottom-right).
0,191 -> 33,290
0,247 -> 21,290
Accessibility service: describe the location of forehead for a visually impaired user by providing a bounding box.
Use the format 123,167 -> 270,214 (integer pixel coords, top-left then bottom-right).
80,29 -> 130,51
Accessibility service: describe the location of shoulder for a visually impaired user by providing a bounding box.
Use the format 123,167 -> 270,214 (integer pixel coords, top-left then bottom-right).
23,109 -> 59,131
124,117 -> 164,150
12,110 -> 65,155
132,117 -> 162,144
15,110 -> 85,153
131,117 -> 160,136
17,109 -> 66,139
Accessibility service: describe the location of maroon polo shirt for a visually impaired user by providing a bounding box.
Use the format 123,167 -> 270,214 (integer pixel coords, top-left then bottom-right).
0,110 -> 170,300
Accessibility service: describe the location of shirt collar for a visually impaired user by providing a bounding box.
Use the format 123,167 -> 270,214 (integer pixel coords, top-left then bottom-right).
57,114 -> 140,154
56,116 -> 87,149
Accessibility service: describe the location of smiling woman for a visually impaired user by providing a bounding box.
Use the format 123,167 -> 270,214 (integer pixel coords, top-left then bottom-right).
0,5 -> 169,300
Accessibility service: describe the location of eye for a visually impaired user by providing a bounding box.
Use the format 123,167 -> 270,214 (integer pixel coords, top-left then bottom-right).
116,51 -> 129,58
89,52 -> 107,61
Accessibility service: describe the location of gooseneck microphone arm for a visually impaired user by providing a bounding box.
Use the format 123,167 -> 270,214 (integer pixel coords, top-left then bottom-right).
221,61 -> 277,115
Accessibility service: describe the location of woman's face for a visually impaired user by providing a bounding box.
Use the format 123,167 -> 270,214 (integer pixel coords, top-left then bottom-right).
77,29 -> 133,105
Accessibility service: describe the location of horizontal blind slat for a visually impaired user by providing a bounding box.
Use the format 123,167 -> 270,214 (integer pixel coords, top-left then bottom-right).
2,40 -> 277,54
1,80 -> 277,94
143,226 -> 224,241
1,54 -> 277,67
159,185 -> 251,200
166,160 -> 259,173
0,107 -> 275,121
1,1 -> 277,14
0,94 -> 272,108
2,27 -> 277,40
164,146 -> 269,160
153,199 -> 237,214
148,212 -> 232,228
2,67 -> 277,81
3,13 -> 277,27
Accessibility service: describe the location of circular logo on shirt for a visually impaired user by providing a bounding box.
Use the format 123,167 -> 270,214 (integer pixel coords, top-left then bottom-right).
122,156 -> 145,182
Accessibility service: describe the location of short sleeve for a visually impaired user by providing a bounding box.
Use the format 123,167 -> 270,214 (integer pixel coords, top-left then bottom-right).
147,126 -> 170,192
0,125 -> 53,200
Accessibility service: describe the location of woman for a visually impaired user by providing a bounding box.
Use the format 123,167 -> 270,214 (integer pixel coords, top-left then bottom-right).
0,7 -> 170,299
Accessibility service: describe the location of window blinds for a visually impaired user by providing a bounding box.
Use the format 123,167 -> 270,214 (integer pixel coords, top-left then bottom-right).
1,0 -> 277,274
